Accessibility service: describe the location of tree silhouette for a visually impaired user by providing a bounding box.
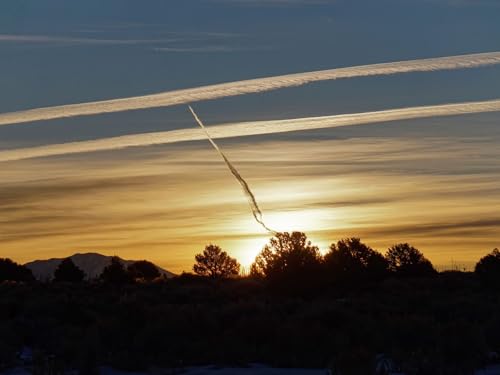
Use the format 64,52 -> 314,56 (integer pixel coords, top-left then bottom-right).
127,260 -> 160,281
100,256 -> 132,284
324,237 -> 388,282
386,243 -> 436,277
475,248 -> 500,288
193,244 -> 240,278
250,232 -> 322,282
53,258 -> 86,283
0,258 -> 34,283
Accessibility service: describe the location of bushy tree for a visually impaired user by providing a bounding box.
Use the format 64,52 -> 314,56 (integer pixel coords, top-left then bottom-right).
193,244 -> 240,278
386,243 -> 436,277
100,256 -> 132,284
127,260 -> 160,281
324,238 -> 388,282
250,232 -> 322,281
475,248 -> 500,288
53,258 -> 86,283
0,258 -> 34,283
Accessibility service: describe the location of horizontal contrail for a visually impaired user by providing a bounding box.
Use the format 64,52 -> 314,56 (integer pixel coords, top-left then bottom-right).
1,99 -> 499,163
0,51 -> 500,127
189,106 -> 276,234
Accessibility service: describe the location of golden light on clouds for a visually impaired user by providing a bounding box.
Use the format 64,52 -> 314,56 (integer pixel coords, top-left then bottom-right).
1,129 -> 499,273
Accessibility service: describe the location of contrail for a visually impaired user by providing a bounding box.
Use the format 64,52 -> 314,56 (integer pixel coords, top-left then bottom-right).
1,51 -> 500,126
1,99 -> 499,163
189,106 -> 276,234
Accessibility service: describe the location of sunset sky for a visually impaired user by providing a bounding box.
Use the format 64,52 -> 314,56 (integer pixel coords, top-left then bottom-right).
1,0 -> 499,273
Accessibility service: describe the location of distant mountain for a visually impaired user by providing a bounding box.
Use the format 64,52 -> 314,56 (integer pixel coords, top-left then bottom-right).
25,253 -> 175,281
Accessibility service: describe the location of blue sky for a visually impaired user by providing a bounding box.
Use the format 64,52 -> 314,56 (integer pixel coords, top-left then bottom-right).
1,0 -> 500,145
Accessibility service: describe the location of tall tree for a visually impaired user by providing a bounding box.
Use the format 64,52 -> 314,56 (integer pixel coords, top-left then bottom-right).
53,258 -> 86,283
251,232 -> 322,282
127,260 -> 160,281
386,243 -> 436,277
100,256 -> 132,284
475,248 -> 500,288
193,244 -> 240,278
324,238 -> 388,283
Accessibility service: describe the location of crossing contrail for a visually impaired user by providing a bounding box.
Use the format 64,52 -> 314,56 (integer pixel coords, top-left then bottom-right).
1,98 -> 499,163
0,51 -> 500,127
189,106 -> 276,234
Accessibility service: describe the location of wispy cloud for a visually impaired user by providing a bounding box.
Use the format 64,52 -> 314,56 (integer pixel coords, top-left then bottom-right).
0,34 -> 181,46
1,99 -> 499,162
0,51 -> 499,127
0,30 -> 241,48
152,45 -> 262,53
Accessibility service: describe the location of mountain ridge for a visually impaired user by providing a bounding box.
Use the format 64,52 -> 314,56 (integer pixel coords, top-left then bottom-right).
25,252 -> 175,280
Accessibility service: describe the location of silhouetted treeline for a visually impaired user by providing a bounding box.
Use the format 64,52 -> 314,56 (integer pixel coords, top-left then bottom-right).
1,234 -> 497,288
1,235 -> 499,375
0,257 -> 165,285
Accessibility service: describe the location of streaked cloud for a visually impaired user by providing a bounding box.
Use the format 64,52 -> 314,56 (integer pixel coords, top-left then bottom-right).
0,31 -> 240,48
1,134 -> 499,271
1,99 -> 499,162
1,51 -> 499,127
0,34 -> 181,46
152,45 -> 262,53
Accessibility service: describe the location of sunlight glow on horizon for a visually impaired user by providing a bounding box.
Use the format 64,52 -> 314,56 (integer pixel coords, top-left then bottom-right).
1,134 -> 499,273
228,208 -> 337,267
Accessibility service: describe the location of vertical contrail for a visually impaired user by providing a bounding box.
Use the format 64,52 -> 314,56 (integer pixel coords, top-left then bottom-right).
189,106 -> 276,234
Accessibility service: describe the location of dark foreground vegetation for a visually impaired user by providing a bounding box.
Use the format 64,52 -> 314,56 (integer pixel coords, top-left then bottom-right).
1,234 -> 500,375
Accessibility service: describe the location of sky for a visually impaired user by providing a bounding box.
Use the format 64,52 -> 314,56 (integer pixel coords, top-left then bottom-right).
0,0 -> 499,273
